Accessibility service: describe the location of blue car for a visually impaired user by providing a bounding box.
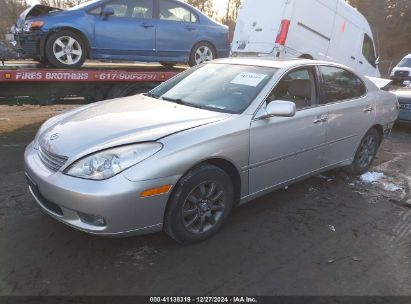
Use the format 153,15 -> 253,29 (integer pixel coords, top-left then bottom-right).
8,0 -> 230,68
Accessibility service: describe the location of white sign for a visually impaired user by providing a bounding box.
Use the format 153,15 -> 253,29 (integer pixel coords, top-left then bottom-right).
231,72 -> 267,87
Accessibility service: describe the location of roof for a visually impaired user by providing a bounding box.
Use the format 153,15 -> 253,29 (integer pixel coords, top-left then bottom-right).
213,57 -> 348,70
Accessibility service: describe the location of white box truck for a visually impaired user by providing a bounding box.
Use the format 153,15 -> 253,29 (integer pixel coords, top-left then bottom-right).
231,0 -> 380,77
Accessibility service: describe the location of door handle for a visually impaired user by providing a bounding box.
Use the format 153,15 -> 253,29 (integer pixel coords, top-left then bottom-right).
359,60 -> 364,65
313,115 -> 328,124
142,23 -> 154,28
184,26 -> 196,31
351,56 -> 356,60
363,106 -> 374,113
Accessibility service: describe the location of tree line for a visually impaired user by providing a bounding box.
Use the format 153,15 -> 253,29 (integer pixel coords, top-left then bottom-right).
1,0 -> 410,67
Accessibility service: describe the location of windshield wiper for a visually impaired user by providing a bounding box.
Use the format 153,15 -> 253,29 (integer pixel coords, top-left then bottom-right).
161,96 -> 209,111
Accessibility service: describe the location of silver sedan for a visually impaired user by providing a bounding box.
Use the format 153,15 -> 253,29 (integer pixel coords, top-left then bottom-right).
25,58 -> 399,243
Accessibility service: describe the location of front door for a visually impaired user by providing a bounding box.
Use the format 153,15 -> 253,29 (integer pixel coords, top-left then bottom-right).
93,0 -> 156,60
249,67 -> 328,194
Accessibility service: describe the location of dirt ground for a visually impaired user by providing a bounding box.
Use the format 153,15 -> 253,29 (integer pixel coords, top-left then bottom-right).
0,104 -> 410,296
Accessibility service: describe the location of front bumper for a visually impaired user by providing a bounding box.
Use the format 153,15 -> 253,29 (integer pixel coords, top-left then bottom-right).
397,107 -> 411,124
24,143 -> 180,236
6,31 -> 43,58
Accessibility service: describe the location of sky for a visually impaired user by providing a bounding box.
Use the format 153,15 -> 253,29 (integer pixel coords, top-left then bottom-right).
27,0 -> 230,14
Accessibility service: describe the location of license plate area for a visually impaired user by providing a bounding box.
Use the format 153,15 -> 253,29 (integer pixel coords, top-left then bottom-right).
400,103 -> 411,111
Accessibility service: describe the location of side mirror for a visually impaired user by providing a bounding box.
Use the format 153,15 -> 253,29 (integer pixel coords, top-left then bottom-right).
102,7 -> 115,19
375,56 -> 380,66
259,101 -> 296,119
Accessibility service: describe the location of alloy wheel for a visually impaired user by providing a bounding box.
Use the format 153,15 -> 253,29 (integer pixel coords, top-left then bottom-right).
358,134 -> 377,168
182,181 -> 226,234
194,46 -> 213,65
53,36 -> 83,65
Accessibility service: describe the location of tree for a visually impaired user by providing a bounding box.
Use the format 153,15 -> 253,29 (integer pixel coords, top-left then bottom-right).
185,0 -> 215,18
39,0 -> 85,8
0,0 -> 28,39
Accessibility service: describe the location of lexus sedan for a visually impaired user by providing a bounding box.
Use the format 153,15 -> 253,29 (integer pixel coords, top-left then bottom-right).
7,0 -> 229,68
25,58 -> 399,243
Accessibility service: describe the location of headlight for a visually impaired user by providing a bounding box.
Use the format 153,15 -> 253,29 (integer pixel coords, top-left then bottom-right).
24,20 -> 45,32
65,143 -> 163,180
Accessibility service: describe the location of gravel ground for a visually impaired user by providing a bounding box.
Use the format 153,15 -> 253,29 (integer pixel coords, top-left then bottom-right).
0,105 -> 410,296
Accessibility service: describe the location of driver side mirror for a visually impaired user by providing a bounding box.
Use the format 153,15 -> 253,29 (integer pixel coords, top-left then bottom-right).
258,101 -> 296,120
102,7 -> 115,19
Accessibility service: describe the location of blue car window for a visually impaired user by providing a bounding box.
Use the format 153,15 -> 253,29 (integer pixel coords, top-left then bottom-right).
104,0 -> 153,18
159,0 -> 194,22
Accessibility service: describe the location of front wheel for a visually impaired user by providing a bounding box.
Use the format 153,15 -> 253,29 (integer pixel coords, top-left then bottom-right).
164,164 -> 234,243
189,42 -> 216,67
350,128 -> 380,175
45,30 -> 86,69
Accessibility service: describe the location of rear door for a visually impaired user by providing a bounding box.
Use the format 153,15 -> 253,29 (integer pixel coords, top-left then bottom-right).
92,0 -> 156,59
155,0 -> 199,60
231,0 -> 287,54
318,65 -> 375,166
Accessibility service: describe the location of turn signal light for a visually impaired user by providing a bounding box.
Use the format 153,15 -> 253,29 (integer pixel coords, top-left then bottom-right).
30,21 -> 45,29
140,185 -> 172,198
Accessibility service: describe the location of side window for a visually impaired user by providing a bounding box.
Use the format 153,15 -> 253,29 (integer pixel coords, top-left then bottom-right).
320,66 -> 366,104
89,6 -> 102,15
159,0 -> 196,22
267,68 -> 316,110
362,34 -> 376,67
104,0 -> 153,18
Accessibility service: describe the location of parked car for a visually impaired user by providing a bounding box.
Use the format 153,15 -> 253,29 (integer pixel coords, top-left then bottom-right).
25,58 -> 399,243
231,0 -> 381,77
393,89 -> 411,125
390,54 -> 411,84
6,0 -> 229,68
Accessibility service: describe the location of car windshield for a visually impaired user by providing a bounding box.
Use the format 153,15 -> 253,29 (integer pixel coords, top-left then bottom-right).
398,58 -> 411,68
149,63 -> 278,114
66,0 -> 102,11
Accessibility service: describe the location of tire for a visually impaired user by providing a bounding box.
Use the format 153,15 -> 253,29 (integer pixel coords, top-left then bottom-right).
160,62 -> 176,68
45,30 -> 87,69
189,42 -> 216,67
350,128 -> 380,175
164,164 -> 234,243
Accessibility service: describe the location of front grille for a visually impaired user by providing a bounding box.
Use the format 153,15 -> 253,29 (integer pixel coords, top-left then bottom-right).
395,70 -> 409,77
38,146 -> 68,172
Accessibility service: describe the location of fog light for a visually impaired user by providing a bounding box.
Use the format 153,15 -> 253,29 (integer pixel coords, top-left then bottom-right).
78,212 -> 106,227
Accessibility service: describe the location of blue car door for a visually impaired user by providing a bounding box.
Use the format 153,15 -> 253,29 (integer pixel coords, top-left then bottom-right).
156,0 -> 199,61
92,0 -> 156,60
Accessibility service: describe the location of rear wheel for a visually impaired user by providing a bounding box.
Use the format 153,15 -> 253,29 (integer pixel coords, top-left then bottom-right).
350,128 -> 380,175
189,42 -> 216,67
165,164 -> 234,243
45,30 -> 86,69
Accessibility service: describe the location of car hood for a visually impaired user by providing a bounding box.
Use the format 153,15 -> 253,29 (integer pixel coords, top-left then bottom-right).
15,5 -> 62,29
38,95 -> 231,159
